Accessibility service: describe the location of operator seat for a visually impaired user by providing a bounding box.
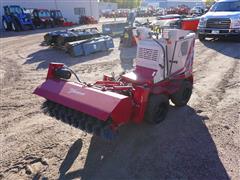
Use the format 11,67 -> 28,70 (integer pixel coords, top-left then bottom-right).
121,66 -> 157,85
122,38 -> 167,85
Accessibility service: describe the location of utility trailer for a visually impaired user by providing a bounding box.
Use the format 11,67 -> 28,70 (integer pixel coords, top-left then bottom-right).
102,22 -> 129,36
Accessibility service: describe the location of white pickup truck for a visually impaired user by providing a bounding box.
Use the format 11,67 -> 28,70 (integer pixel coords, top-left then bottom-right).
198,0 -> 240,40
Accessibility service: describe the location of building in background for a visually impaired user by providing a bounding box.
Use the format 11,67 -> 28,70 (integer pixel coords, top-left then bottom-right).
163,0 -> 205,8
99,2 -> 118,16
0,0 -> 99,29
159,0 -> 169,8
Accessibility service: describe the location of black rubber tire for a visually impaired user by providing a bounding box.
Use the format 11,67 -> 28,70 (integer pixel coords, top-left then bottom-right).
198,34 -> 206,41
145,94 -> 169,124
11,21 -> 21,31
2,19 -> 9,31
30,24 -> 35,30
171,80 -> 193,107
51,22 -> 55,28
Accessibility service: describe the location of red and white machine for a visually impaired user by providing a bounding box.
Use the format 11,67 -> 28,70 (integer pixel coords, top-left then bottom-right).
34,29 -> 196,140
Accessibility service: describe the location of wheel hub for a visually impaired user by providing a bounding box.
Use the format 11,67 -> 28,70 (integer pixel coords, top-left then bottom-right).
182,88 -> 191,101
3,21 -> 7,29
154,104 -> 167,123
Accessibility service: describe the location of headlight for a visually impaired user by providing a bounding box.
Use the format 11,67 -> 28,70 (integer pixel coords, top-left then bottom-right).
231,17 -> 240,28
198,17 -> 207,27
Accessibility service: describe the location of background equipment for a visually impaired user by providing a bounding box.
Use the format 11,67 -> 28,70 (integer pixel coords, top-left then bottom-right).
44,27 -> 101,47
102,11 -> 136,37
65,35 -> 114,57
32,9 -> 55,28
50,9 -> 64,26
2,5 -> 34,31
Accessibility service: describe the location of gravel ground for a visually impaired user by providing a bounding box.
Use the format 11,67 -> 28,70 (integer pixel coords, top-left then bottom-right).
0,20 -> 239,180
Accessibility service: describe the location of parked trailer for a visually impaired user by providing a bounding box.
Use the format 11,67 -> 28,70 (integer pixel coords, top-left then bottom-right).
102,22 -> 129,36
102,12 -> 136,37
153,17 -> 199,32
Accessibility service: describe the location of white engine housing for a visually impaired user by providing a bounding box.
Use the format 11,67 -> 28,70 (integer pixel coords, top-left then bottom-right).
136,29 -> 196,83
133,27 -> 152,40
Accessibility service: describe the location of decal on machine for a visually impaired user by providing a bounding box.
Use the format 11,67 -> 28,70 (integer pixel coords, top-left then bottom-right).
68,88 -> 85,96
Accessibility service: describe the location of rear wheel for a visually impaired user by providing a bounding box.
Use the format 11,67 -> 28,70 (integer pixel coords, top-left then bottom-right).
30,24 -> 35,30
145,94 -> 169,124
198,34 -> 206,41
51,22 -> 55,28
171,80 -> 193,107
11,21 -> 20,31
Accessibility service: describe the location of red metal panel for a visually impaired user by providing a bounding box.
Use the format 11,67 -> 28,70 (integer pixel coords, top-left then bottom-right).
46,63 -> 64,79
111,97 -> 133,126
181,19 -> 199,31
131,86 -> 150,123
34,79 -> 133,122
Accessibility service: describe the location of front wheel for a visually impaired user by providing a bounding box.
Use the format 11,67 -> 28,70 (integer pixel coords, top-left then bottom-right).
145,94 -> 169,124
11,21 -> 20,31
170,80 -> 193,107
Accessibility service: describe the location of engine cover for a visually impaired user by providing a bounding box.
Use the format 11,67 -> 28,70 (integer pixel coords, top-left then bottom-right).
135,29 -> 196,83
136,39 -> 167,83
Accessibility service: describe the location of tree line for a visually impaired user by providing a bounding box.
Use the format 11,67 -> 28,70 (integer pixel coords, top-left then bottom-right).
102,0 -> 141,9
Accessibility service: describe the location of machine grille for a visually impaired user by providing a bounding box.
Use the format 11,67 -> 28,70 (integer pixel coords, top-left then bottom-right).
138,48 -> 158,61
206,18 -> 231,29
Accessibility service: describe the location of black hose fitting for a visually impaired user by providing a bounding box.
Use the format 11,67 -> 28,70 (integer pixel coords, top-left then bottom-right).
54,67 -> 72,80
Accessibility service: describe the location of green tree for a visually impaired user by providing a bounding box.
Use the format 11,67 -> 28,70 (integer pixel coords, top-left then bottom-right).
205,0 -> 215,7
103,0 -> 141,8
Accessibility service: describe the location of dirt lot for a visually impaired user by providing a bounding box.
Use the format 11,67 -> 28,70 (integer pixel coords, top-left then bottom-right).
0,22 -> 239,180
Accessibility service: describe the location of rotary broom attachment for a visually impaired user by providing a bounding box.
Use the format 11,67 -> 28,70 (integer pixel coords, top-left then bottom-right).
34,29 -> 196,140
41,100 -> 115,139
34,63 -> 133,140
44,27 -> 101,47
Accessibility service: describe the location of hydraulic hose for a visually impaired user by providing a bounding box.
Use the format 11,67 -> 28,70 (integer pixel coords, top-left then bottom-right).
63,65 -> 82,83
